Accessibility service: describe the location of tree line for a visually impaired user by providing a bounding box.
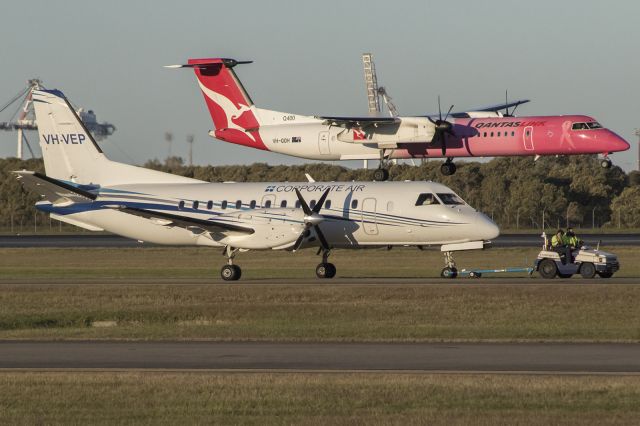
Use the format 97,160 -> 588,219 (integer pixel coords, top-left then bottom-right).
2,155 -> 639,231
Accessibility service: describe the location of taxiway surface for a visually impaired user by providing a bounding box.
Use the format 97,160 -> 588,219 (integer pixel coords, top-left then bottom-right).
1,342 -> 639,373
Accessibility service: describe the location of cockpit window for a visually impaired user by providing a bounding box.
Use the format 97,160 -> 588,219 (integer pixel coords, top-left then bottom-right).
415,193 -> 440,206
572,122 -> 603,130
436,193 -> 465,205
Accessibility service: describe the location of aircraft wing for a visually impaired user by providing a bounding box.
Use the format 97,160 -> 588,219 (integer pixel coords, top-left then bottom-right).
448,99 -> 530,118
317,115 -> 401,126
104,205 -> 255,235
14,171 -> 97,204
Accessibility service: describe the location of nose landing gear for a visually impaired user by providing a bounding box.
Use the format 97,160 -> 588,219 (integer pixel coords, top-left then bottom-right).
440,251 -> 458,278
600,158 -> 612,169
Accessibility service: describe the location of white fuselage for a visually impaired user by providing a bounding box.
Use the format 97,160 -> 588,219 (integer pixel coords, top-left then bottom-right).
40,180 -> 499,250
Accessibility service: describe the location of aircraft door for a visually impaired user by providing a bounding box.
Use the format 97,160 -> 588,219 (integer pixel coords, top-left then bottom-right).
361,198 -> 378,235
318,131 -> 330,155
523,126 -> 534,151
261,194 -> 276,208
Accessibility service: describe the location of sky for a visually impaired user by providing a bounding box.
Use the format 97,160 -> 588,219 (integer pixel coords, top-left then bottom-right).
0,0 -> 638,170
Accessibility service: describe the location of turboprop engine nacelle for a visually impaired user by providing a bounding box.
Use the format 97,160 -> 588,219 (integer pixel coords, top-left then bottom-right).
337,117 -> 436,145
210,208 -> 306,250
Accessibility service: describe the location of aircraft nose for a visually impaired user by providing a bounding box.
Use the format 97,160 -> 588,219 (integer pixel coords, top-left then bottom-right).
608,131 -> 630,152
474,212 -> 500,240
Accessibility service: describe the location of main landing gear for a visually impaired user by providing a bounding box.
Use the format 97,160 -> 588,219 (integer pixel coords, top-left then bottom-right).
220,246 -> 242,281
440,251 -> 458,278
373,149 -> 393,181
316,249 -> 336,279
440,158 -> 456,176
600,156 -> 612,169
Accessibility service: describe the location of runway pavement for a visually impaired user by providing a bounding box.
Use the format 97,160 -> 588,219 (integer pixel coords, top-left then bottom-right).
1,233 -> 639,248
1,342 -> 639,373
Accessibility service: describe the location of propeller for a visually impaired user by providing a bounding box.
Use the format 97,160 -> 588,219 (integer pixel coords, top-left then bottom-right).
427,96 -> 455,156
504,90 -> 512,117
292,188 -> 331,251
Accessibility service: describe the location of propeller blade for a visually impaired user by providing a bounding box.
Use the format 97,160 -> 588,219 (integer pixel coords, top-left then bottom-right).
312,188 -> 331,214
294,188 -> 312,216
444,104 -> 454,122
505,90 -> 510,116
440,134 -> 447,156
438,95 -> 442,121
314,225 -> 330,250
292,232 -> 306,252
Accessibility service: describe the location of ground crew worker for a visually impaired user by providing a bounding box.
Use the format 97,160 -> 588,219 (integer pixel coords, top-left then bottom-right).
551,229 -> 571,265
565,227 -> 581,249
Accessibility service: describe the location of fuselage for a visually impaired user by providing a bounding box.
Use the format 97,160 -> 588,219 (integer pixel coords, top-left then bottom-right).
244,114 -> 630,161
38,180 -> 499,249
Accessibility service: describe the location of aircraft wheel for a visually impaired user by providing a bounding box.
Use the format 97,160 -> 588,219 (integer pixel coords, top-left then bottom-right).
373,168 -> 389,181
221,264 -> 241,281
440,267 -> 458,279
538,259 -> 557,279
598,272 -> 613,278
580,262 -> 596,279
316,262 -> 336,279
600,159 -> 612,169
440,162 -> 456,176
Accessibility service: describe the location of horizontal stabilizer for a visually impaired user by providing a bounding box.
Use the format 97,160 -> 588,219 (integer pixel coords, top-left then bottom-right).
14,171 -> 97,204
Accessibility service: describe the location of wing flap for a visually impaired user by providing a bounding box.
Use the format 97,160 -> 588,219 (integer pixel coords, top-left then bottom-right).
105,205 -> 255,235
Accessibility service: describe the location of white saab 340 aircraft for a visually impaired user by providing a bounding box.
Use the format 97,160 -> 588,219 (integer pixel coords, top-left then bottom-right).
16,89 -> 499,280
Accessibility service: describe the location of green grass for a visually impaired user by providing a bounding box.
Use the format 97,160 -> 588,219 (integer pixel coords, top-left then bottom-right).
0,372 -> 639,425
0,283 -> 639,341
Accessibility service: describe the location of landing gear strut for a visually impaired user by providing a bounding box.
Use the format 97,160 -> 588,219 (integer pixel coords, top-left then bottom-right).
440,158 -> 457,176
316,249 -> 336,279
373,149 -> 393,181
220,246 -> 242,281
440,251 -> 458,278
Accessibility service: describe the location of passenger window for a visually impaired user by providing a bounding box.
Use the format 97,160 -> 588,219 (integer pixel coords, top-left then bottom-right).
221,200 -> 227,209
264,200 -> 272,208
351,199 -> 358,209
490,132 -> 494,137
497,131 -> 501,137
415,193 -> 440,206
192,201 -> 199,210
483,132 -> 487,137
310,200 -> 317,209
235,200 -> 242,209
325,200 -> 331,209
207,201 -> 213,210
178,201 -> 185,210
436,193 -> 465,205
387,201 -> 394,212
511,131 -> 515,136
250,200 -> 256,209
280,200 -> 287,208
295,200 -> 301,208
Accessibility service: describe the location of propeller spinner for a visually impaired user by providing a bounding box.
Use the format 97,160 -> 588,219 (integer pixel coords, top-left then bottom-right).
427,96 -> 455,156
292,188 -> 331,251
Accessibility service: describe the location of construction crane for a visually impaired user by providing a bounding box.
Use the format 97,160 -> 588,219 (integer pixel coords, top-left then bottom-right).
0,79 -> 116,159
361,53 -> 401,169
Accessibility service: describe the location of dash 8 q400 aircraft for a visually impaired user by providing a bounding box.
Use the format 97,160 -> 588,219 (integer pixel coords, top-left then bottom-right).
16,89 -> 499,280
170,58 -> 630,180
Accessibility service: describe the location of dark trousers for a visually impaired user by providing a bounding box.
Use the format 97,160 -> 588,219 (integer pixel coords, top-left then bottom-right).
553,245 -> 572,265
